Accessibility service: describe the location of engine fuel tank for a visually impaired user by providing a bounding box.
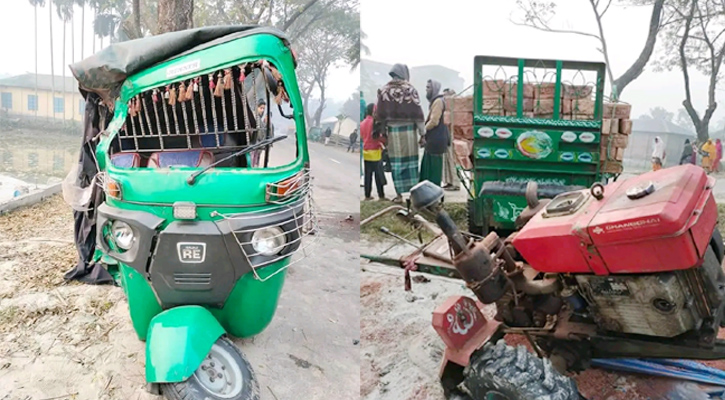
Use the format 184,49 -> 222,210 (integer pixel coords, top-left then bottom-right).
512,164 -> 717,275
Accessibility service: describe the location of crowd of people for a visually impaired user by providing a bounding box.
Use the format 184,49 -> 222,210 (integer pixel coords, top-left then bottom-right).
360,63 -> 460,203
677,137 -> 723,173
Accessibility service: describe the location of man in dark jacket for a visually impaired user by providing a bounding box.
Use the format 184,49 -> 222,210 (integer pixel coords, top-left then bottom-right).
348,128 -> 358,152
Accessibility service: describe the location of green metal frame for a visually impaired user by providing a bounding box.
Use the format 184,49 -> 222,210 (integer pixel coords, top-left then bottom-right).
470,56 -> 607,232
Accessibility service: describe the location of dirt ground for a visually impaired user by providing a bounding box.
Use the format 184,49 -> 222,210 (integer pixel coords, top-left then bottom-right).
360,238 -> 723,400
0,195 -> 360,400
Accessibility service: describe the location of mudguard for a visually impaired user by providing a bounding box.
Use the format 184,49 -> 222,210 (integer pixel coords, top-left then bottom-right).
145,305 -> 226,383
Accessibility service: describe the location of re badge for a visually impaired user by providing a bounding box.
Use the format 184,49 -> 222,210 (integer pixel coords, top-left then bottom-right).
177,242 -> 207,263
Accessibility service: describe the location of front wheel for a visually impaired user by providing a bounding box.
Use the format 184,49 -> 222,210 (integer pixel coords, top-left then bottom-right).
161,337 -> 259,400
462,340 -> 579,400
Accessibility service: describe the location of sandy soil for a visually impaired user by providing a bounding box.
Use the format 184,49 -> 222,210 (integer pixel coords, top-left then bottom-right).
360,237 -> 723,400
0,196 -> 360,400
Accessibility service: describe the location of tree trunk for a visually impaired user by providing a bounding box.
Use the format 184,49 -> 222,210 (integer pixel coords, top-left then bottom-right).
313,80 -> 325,127
34,4 -> 38,116
49,0 -> 56,119
611,0 -> 665,98
81,3 -> 84,59
157,0 -> 194,34
133,0 -> 141,36
62,19 -> 66,121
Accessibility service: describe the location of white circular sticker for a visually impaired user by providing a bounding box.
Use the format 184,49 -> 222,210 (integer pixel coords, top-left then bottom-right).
478,127 -> 494,138
561,131 -> 577,143
579,132 -> 596,143
494,149 -> 510,159
578,153 -> 593,163
560,152 -> 574,162
495,128 -> 513,139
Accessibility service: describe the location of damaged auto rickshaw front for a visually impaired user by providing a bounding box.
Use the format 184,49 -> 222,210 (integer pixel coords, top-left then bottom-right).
69,26 -> 316,400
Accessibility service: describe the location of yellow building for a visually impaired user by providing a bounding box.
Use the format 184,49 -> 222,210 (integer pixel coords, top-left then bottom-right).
0,73 -> 84,122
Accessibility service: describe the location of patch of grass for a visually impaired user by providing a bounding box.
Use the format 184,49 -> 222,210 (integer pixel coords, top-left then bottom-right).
0,306 -> 19,326
360,200 -> 467,242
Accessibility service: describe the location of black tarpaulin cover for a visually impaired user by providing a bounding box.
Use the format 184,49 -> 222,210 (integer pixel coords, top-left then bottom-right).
69,25 -> 289,104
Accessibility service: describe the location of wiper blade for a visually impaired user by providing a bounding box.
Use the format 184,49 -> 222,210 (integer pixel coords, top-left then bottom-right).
187,135 -> 288,185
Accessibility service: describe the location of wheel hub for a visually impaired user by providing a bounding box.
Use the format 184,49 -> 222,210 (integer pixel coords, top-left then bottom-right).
193,343 -> 244,398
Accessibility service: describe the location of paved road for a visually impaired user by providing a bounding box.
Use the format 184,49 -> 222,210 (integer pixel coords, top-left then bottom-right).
243,137 -> 360,400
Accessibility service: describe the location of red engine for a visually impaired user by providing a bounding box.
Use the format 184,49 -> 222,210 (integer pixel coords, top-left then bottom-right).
512,164 -> 718,275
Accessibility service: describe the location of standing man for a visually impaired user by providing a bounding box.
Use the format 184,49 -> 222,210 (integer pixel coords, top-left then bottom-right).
360,91 -> 366,186
714,139 -> 722,173
440,88 -> 461,191
651,136 -> 666,171
324,127 -> 332,146
348,128 -> 358,152
374,63 -> 425,203
419,79 -> 448,187
361,103 -> 386,200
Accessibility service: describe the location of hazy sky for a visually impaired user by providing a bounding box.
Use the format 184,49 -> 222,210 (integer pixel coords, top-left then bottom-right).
361,0 -> 725,126
0,2 -> 357,101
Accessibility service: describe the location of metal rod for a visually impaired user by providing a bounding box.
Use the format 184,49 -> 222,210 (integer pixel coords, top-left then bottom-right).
360,205 -> 406,226
220,72 -> 229,134
190,79 -> 200,135
162,88 -> 171,137
231,67 -> 239,133
198,77 -> 209,135
141,94 -> 154,136
137,97 -> 147,137
151,89 -> 164,150
128,104 -> 139,151
264,78 -> 271,168
171,86 -> 181,136
180,84 -> 192,149
209,73 -> 220,144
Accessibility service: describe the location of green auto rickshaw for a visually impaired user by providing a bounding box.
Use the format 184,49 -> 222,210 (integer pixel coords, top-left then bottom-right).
68,26 -> 316,400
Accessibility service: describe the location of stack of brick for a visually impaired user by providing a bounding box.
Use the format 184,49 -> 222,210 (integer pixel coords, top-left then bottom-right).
443,96 -> 474,169
600,102 -> 633,174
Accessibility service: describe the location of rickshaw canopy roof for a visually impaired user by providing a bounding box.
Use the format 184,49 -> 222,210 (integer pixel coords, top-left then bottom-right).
69,25 -> 290,104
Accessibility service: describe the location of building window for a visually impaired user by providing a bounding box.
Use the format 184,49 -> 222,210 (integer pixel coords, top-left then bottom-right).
54,97 -> 64,113
79,99 -> 85,115
28,94 -> 38,111
28,152 -> 38,168
53,153 -> 64,172
1,92 -> 12,109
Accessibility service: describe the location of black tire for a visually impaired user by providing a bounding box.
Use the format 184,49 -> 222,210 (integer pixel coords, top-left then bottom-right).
467,198 -> 486,236
462,340 -> 579,400
161,337 -> 259,400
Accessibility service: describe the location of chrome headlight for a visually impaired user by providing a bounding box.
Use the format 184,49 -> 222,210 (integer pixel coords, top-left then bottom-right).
111,220 -> 135,250
251,227 -> 286,256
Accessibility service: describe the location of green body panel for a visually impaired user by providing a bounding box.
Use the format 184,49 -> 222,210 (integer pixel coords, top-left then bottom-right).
120,263 -> 164,341
210,259 -> 288,338
118,260 -> 288,341
470,56 -> 608,231
145,306 -> 225,383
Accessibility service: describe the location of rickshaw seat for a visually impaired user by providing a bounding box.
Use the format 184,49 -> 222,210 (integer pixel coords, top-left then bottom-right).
148,150 -> 214,168
110,153 -> 141,168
